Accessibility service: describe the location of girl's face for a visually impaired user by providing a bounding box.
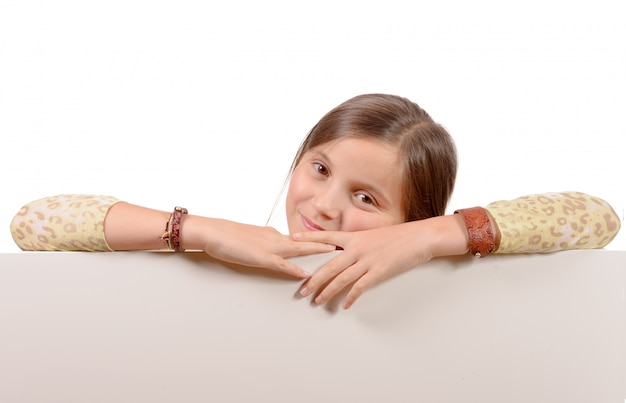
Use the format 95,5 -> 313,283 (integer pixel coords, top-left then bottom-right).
286,137 -> 405,234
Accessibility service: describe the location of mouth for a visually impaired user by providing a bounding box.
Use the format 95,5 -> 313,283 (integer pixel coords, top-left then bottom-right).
301,215 -> 324,231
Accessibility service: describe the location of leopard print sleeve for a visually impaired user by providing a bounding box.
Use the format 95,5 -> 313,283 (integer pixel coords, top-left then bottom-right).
485,191 -> 621,254
10,194 -> 122,251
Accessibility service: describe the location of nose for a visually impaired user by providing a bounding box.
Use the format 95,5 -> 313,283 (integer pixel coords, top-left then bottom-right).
312,183 -> 342,221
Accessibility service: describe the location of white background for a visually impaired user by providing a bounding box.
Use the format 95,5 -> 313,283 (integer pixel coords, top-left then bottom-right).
1,0 -> 624,252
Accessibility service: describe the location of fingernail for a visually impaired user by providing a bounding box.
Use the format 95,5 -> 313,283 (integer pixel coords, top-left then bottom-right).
315,295 -> 324,304
299,286 -> 310,297
292,232 -> 302,240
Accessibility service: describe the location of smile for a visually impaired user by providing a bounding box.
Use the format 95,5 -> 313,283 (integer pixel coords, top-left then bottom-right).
301,215 -> 324,231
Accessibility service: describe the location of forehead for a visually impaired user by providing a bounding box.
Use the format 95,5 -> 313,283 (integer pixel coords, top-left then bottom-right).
309,136 -> 400,168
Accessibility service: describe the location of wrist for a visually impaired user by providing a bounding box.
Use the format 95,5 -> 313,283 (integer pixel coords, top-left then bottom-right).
422,214 -> 470,258
160,206 -> 188,251
179,215 -> 214,252
454,207 -> 498,258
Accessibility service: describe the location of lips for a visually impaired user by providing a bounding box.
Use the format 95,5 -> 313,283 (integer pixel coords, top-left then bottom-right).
301,215 -> 324,231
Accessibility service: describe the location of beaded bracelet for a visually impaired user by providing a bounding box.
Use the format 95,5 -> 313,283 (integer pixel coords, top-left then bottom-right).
454,207 -> 496,258
160,206 -> 188,251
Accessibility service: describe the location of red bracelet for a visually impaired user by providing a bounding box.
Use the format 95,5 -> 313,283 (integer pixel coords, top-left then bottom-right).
160,206 -> 188,251
454,207 -> 496,258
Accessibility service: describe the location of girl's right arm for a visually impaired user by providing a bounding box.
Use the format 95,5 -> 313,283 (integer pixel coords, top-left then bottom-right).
10,194 -> 334,278
105,202 -> 335,277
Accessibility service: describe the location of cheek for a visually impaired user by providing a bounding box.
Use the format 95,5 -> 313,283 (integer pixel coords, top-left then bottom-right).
339,211 -> 398,232
285,169 -> 309,212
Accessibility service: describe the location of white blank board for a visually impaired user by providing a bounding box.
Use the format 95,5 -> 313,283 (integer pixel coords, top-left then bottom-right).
0,250 -> 624,403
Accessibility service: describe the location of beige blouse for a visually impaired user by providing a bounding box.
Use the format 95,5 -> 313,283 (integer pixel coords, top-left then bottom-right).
486,191 -> 620,253
10,194 -> 121,252
10,192 -> 621,254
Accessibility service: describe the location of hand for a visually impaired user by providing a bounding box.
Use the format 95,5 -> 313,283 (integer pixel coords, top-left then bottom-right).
293,215 -> 469,309
186,217 -> 336,278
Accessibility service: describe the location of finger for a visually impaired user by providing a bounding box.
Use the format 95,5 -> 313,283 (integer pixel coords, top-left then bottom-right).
298,252 -> 356,297
281,241 -> 336,258
343,264 -> 408,309
292,231 -> 346,247
264,254 -> 311,279
342,273 -> 375,309
313,263 -> 366,305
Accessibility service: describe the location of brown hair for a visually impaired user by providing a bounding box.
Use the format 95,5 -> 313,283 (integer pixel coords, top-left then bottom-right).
290,94 -> 457,221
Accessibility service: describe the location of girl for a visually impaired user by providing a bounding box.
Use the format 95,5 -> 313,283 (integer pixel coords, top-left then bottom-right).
10,94 -> 621,309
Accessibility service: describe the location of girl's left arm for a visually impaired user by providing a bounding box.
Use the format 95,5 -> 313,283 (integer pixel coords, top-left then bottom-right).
294,191 -> 621,309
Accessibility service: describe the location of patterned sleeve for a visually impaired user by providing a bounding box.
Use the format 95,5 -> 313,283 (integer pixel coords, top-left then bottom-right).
10,194 -> 122,251
485,191 -> 621,254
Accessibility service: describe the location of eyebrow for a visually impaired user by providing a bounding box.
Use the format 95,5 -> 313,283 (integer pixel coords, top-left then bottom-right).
310,149 -> 395,208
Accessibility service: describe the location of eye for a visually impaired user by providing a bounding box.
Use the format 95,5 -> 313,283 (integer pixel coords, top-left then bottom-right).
356,193 -> 375,205
314,162 -> 329,177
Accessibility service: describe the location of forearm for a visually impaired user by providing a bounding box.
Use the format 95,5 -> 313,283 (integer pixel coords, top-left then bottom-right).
103,202 -> 171,250
11,194 -> 197,252
414,191 -> 620,260
104,203 -> 236,252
